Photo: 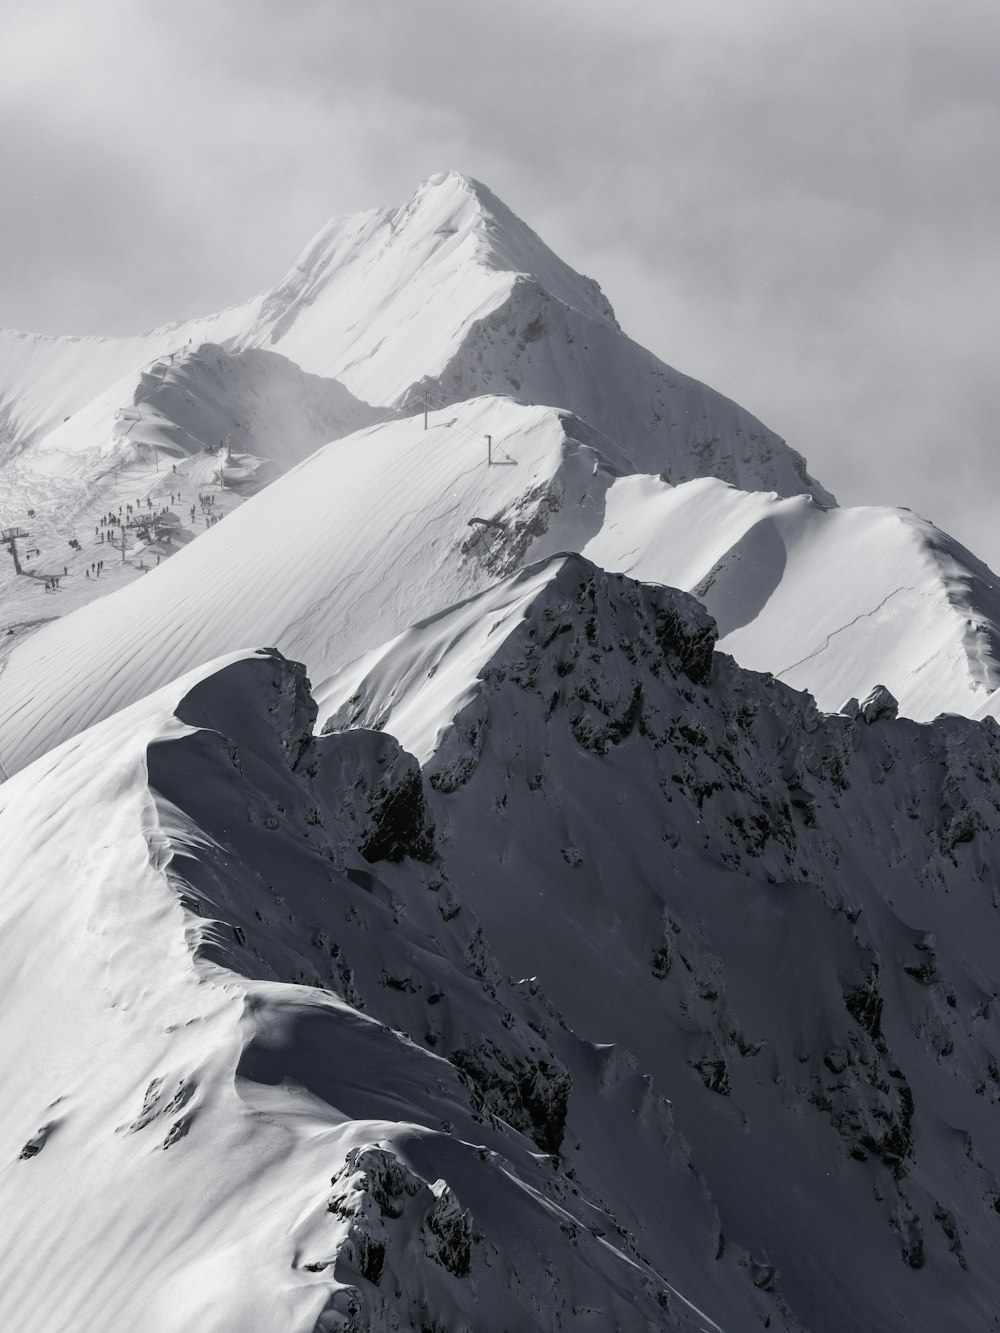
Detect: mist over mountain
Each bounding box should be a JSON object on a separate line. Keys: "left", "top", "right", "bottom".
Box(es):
{"left": 3, "top": 173, "right": 1000, "bottom": 1332}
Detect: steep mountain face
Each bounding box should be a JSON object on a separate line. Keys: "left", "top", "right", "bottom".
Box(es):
{"left": 0, "top": 172, "right": 825, "bottom": 498}
{"left": 323, "top": 554, "right": 1000, "bottom": 1332}
{"left": 8, "top": 560, "right": 1000, "bottom": 1331}
{"left": 7, "top": 169, "right": 1000, "bottom": 1332}
{"left": 240, "top": 172, "right": 825, "bottom": 499}
{"left": 0, "top": 645, "right": 779, "bottom": 1333}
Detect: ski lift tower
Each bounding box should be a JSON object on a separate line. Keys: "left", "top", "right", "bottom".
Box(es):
{"left": 1, "top": 526, "right": 29, "bottom": 576}
{"left": 218, "top": 432, "right": 233, "bottom": 489}
{"left": 110, "top": 529, "right": 131, "bottom": 564}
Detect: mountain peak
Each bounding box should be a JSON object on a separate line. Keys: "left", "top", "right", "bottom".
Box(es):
{"left": 416, "top": 167, "right": 492, "bottom": 202}
{"left": 254, "top": 170, "right": 621, "bottom": 376}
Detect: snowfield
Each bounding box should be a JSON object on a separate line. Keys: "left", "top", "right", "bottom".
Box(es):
{"left": 4, "top": 170, "right": 1000, "bottom": 1332}
{"left": 4, "top": 395, "right": 1000, "bottom": 779}
{"left": 8, "top": 566, "right": 1000, "bottom": 1330}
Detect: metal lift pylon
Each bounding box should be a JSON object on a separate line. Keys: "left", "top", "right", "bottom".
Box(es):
{"left": 1, "top": 527, "right": 29, "bottom": 576}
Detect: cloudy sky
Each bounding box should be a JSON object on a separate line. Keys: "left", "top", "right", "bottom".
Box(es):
{"left": 3, "top": 0, "right": 998, "bottom": 564}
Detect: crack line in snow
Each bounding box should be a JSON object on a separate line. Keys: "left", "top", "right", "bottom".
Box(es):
{"left": 776, "top": 585, "right": 922, "bottom": 676}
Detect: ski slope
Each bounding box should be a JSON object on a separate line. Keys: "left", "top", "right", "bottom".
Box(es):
{"left": 0, "top": 644, "right": 755, "bottom": 1333}
{"left": 4, "top": 395, "right": 1000, "bottom": 779}
{"left": 0, "top": 172, "right": 827, "bottom": 517}
{"left": 581, "top": 475, "right": 1000, "bottom": 719}
{"left": 0, "top": 399, "right": 614, "bottom": 776}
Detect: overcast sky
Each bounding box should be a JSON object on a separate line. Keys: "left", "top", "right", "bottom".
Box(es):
{"left": 3, "top": 0, "right": 998, "bottom": 565}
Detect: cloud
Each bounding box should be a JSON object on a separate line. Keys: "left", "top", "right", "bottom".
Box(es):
{"left": 2, "top": 0, "right": 999, "bottom": 564}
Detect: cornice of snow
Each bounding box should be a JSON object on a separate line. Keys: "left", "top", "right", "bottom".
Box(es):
{"left": 579, "top": 475, "right": 1000, "bottom": 720}
{"left": 0, "top": 171, "right": 831, "bottom": 506}
{"left": 0, "top": 643, "right": 754, "bottom": 1333}
{"left": 3, "top": 394, "right": 1000, "bottom": 781}
{"left": 0, "top": 399, "right": 618, "bottom": 776}
{"left": 9, "top": 567, "right": 1000, "bottom": 1328}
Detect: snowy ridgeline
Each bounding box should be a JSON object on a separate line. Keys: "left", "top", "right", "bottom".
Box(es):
{"left": 6, "top": 556, "right": 1000, "bottom": 1331}
{"left": 5, "top": 396, "right": 1000, "bottom": 788}
{"left": 0, "top": 172, "right": 822, "bottom": 493}
{"left": 4, "top": 171, "right": 1000, "bottom": 772}
{"left": 0, "top": 170, "right": 821, "bottom": 633}
{"left": 7, "top": 167, "right": 1000, "bottom": 1333}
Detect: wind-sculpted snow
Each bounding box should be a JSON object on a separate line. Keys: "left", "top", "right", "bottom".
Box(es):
{"left": 9, "top": 558, "right": 1000, "bottom": 1328}
{"left": 1, "top": 645, "right": 771, "bottom": 1333}
{"left": 321, "top": 554, "right": 1000, "bottom": 1332}
{"left": 581, "top": 473, "right": 1000, "bottom": 720}
{"left": 126, "top": 342, "right": 379, "bottom": 475}
{"left": 0, "top": 172, "right": 825, "bottom": 539}
{"left": 0, "top": 400, "right": 618, "bottom": 776}
{"left": 240, "top": 171, "right": 826, "bottom": 501}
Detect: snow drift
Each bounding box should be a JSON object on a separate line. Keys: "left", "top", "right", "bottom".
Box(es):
{"left": 8, "top": 558, "right": 1000, "bottom": 1329}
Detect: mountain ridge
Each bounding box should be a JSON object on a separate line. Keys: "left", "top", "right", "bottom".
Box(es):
{"left": 0, "top": 170, "right": 826, "bottom": 501}
{"left": 7, "top": 172, "right": 1000, "bottom": 1329}
{"left": 9, "top": 556, "right": 1000, "bottom": 1328}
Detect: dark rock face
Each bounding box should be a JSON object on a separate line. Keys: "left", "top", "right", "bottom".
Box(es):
{"left": 126, "top": 557, "right": 1000, "bottom": 1332}
{"left": 358, "top": 760, "right": 434, "bottom": 864}
{"left": 385, "top": 556, "right": 1000, "bottom": 1330}
{"left": 840, "top": 684, "right": 899, "bottom": 724}
{"left": 450, "top": 1039, "right": 572, "bottom": 1156}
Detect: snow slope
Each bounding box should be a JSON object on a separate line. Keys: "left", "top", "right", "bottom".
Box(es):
{"left": 9, "top": 560, "right": 1000, "bottom": 1330}
{"left": 581, "top": 474, "right": 1000, "bottom": 720}
{"left": 0, "top": 338, "right": 379, "bottom": 638}
{"left": 0, "top": 170, "right": 835, "bottom": 703}
{"left": 0, "top": 171, "right": 827, "bottom": 504}
{"left": 322, "top": 554, "right": 1000, "bottom": 1332}
{"left": 0, "top": 398, "right": 615, "bottom": 777}
{"left": 5, "top": 395, "right": 1000, "bottom": 781}
{"left": 121, "top": 342, "right": 378, "bottom": 475}
{"left": 235, "top": 171, "right": 827, "bottom": 499}
{"left": 1, "top": 644, "right": 775, "bottom": 1333}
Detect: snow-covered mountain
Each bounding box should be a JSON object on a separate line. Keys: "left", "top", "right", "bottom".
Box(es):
{"left": 7, "top": 562, "right": 1000, "bottom": 1331}
{"left": 0, "top": 171, "right": 824, "bottom": 503}
{"left": 4, "top": 173, "right": 1000, "bottom": 756}
{"left": 5, "top": 170, "right": 1000, "bottom": 1331}
{"left": 4, "top": 391, "right": 1000, "bottom": 780}
{"left": 235, "top": 171, "right": 826, "bottom": 500}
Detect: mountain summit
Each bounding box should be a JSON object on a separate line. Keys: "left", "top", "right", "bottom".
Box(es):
{"left": 0, "top": 171, "right": 828, "bottom": 500}
{"left": 6, "top": 170, "right": 1000, "bottom": 1333}
{"left": 236, "top": 171, "right": 830, "bottom": 497}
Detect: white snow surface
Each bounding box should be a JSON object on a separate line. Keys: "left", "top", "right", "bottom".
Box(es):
{"left": 581, "top": 474, "right": 1000, "bottom": 720}
{"left": 0, "top": 641, "right": 754, "bottom": 1333}
{"left": 8, "top": 170, "right": 1000, "bottom": 1332}
{"left": 4, "top": 397, "right": 1000, "bottom": 780}
{"left": 8, "top": 563, "right": 1000, "bottom": 1330}
{"left": 0, "top": 171, "right": 826, "bottom": 511}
